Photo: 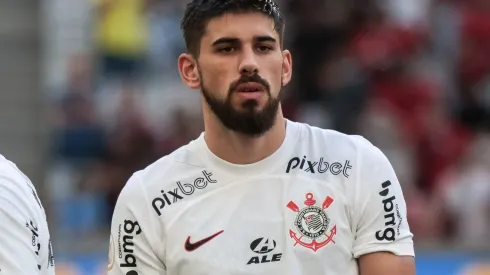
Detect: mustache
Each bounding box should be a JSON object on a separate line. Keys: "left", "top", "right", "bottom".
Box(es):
{"left": 228, "top": 74, "right": 270, "bottom": 94}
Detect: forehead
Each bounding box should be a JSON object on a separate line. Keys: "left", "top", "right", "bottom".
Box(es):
{"left": 203, "top": 12, "right": 279, "bottom": 43}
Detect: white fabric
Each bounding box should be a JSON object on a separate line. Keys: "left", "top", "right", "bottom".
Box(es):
{"left": 0, "top": 155, "right": 55, "bottom": 275}
{"left": 108, "top": 120, "right": 414, "bottom": 275}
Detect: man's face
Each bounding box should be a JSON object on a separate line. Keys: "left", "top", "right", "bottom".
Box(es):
{"left": 191, "top": 12, "right": 292, "bottom": 136}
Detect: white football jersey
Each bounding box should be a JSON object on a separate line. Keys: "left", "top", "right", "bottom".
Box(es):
{"left": 108, "top": 120, "right": 414, "bottom": 275}
{"left": 0, "top": 155, "right": 55, "bottom": 275}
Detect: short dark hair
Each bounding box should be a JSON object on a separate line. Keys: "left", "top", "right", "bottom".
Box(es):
{"left": 181, "top": 0, "right": 285, "bottom": 57}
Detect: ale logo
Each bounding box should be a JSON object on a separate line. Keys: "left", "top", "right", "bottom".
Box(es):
{"left": 246, "top": 237, "right": 282, "bottom": 265}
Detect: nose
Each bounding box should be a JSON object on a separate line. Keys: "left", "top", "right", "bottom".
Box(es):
{"left": 238, "top": 47, "right": 259, "bottom": 75}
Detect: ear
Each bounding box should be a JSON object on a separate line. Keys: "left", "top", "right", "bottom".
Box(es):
{"left": 281, "top": 49, "right": 293, "bottom": 86}
{"left": 178, "top": 53, "right": 201, "bottom": 89}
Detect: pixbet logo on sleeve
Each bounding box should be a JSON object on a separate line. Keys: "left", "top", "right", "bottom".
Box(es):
{"left": 152, "top": 170, "right": 217, "bottom": 216}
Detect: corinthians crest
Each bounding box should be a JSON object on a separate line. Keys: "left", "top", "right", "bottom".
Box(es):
{"left": 286, "top": 193, "right": 337, "bottom": 252}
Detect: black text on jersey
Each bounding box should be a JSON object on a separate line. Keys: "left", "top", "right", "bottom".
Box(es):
{"left": 152, "top": 170, "right": 217, "bottom": 216}
{"left": 246, "top": 238, "right": 282, "bottom": 265}
{"left": 286, "top": 156, "right": 352, "bottom": 177}
{"left": 376, "top": 180, "right": 402, "bottom": 241}
{"left": 119, "top": 220, "right": 142, "bottom": 275}
{"left": 26, "top": 220, "right": 42, "bottom": 270}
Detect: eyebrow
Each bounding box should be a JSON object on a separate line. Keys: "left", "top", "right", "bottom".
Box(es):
{"left": 255, "top": 36, "right": 276, "bottom": 43}
{"left": 211, "top": 35, "right": 277, "bottom": 46}
{"left": 212, "top": 37, "right": 239, "bottom": 47}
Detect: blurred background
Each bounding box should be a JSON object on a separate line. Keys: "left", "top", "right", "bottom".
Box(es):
{"left": 0, "top": 0, "right": 489, "bottom": 274}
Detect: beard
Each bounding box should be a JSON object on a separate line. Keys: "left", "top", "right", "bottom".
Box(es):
{"left": 200, "top": 72, "right": 281, "bottom": 137}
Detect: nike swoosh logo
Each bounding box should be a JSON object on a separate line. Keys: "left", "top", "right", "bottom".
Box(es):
{"left": 185, "top": 230, "right": 224, "bottom": 252}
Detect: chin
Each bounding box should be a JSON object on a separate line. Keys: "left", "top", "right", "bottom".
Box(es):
{"left": 237, "top": 103, "right": 265, "bottom": 113}
{"left": 241, "top": 98, "right": 265, "bottom": 107}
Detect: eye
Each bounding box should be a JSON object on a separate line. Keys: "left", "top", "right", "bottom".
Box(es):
{"left": 257, "top": 45, "right": 273, "bottom": 52}
{"left": 218, "top": 47, "right": 236, "bottom": 53}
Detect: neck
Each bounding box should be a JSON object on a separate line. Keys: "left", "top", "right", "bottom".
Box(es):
{"left": 203, "top": 107, "right": 286, "bottom": 165}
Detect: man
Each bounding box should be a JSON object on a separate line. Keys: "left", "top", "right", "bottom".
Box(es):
{"left": 0, "top": 154, "right": 55, "bottom": 274}
{"left": 108, "top": 0, "right": 416, "bottom": 274}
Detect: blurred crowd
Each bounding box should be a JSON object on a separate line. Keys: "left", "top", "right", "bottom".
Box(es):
{"left": 45, "top": 0, "right": 490, "bottom": 253}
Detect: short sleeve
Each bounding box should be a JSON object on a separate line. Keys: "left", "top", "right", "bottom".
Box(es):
{"left": 0, "top": 184, "right": 46, "bottom": 274}
{"left": 108, "top": 172, "right": 167, "bottom": 274}
{"left": 351, "top": 137, "right": 415, "bottom": 258}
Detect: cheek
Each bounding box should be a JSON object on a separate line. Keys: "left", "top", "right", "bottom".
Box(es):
{"left": 201, "top": 66, "right": 233, "bottom": 95}
{"left": 262, "top": 60, "right": 284, "bottom": 94}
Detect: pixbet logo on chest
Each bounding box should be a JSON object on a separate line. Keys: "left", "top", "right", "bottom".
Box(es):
{"left": 152, "top": 170, "right": 217, "bottom": 216}
{"left": 286, "top": 156, "right": 352, "bottom": 177}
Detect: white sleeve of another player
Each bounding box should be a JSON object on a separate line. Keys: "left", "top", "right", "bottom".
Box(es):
{"left": 0, "top": 181, "right": 43, "bottom": 274}
{"left": 108, "top": 172, "right": 167, "bottom": 275}
{"left": 351, "top": 137, "right": 415, "bottom": 258}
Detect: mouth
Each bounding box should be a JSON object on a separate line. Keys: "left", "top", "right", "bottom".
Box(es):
{"left": 235, "top": 82, "right": 266, "bottom": 93}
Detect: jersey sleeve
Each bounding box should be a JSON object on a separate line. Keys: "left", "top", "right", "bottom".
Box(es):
{"left": 351, "top": 137, "right": 415, "bottom": 258}
{"left": 108, "top": 172, "right": 167, "bottom": 274}
{"left": 0, "top": 183, "right": 45, "bottom": 274}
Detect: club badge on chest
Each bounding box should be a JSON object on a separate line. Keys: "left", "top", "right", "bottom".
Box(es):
{"left": 286, "top": 193, "right": 337, "bottom": 252}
